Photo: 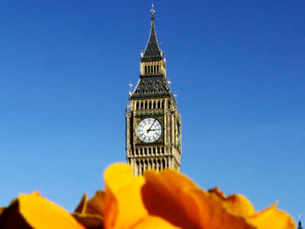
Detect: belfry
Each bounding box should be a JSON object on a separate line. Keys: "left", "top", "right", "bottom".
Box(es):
{"left": 125, "top": 5, "right": 182, "bottom": 176}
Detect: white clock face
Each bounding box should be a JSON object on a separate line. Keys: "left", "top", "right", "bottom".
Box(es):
{"left": 136, "top": 118, "right": 162, "bottom": 143}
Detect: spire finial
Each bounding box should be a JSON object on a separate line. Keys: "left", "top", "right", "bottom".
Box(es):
{"left": 150, "top": 3, "right": 156, "bottom": 20}
{"left": 142, "top": 3, "right": 162, "bottom": 60}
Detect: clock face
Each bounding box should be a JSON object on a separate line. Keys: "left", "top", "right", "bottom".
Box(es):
{"left": 136, "top": 118, "right": 162, "bottom": 143}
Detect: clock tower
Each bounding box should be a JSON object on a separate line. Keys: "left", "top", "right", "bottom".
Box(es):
{"left": 126, "top": 5, "right": 182, "bottom": 176}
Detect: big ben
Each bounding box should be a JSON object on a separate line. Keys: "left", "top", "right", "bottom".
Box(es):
{"left": 126, "top": 5, "right": 182, "bottom": 176}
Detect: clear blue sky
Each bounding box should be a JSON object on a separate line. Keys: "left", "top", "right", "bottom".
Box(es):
{"left": 0, "top": 0, "right": 304, "bottom": 222}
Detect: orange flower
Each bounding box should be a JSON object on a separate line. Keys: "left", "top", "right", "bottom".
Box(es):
{"left": 73, "top": 191, "right": 105, "bottom": 229}
{"left": 104, "top": 163, "right": 179, "bottom": 229}
{"left": 0, "top": 163, "right": 296, "bottom": 229}
{"left": 0, "top": 192, "right": 85, "bottom": 229}
{"left": 104, "top": 163, "right": 296, "bottom": 229}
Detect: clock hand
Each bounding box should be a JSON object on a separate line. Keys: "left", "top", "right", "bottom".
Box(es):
{"left": 147, "top": 128, "right": 161, "bottom": 132}
{"left": 147, "top": 119, "right": 157, "bottom": 131}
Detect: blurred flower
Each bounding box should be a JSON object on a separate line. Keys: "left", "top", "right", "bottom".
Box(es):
{"left": 104, "top": 163, "right": 296, "bottom": 229}
{"left": 0, "top": 192, "right": 84, "bottom": 229}
{"left": 73, "top": 191, "right": 105, "bottom": 229}
{"left": 104, "top": 163, "right": 178, "bottom": 229}
{"left": 0, "top": 163, "right": 296, "bottom": 229}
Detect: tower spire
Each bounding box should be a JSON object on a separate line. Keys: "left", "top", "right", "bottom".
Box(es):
{"left": 142, "top": 4, "right": 163, "bottom": 61}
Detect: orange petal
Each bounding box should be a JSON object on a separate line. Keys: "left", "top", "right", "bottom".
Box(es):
{"left": 0, "top": 199, "right": 31, "bottom": 229}
{"left": 104, "top": 163, "right": 147, "bottom": 229}
{"left": 209, "top": 188, "right": 256, "bottom": 217}
{"left": 74, "top": 193, "right": 88, "bottom": 214}
{"left": 223, "top": 194, "right": 256, "bottom": 217}
{"left": 142, "top": 169, "right": 256, "bottom": 229}
{"left": 142, "top": 169, "right": 202, "bottom": 229}
{"left": 157, "top": 169, "right": 200, "bottom": 191}
{"left": 73, "top": 213, "right": 103, "bottom": 229}
{"left": 189, "top": 189, "right": 256, "bottom": 229}
{"left": 0, "top": 207, "right": 5, "bottom": 216}
{"left": 132, "top": 216, "right": 181, "bottom": 229}
{"left": 18, "top": 192, "right": 85, "bottom": 229}
{"left": 208, "top": 187, "right": 226, "bottom": 200}
{"left": 248, "top": 203, "right": 296, "bottom": 229}
{"left": 73, "top": 192, "right": 104, "bottom": 228}
{"left": 86, "top": 190, "right": 105, "bottom": 216}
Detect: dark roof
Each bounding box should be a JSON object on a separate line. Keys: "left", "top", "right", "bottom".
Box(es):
{"left": 141, "top": 19, "right": 163, "bottom": 62}
{"left": 130, "top": 75, "right": 173, "bottom": 99}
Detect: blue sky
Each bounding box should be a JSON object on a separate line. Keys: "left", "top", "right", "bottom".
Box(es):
{"left": 0, "top": 0, "right": 304, "bottom": 222}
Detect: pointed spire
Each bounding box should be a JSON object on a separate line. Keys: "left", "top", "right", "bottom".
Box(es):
{"left": 142, "top": 4, "right": 163, "bottom": 61}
